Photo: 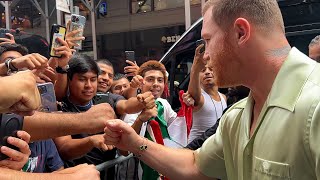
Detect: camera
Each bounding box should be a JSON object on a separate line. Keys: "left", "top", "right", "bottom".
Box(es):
{"left": 71, "top": 16, "right": 79, "bottom": 23}
{"left": 54, "top": 27, "right": 59, "bottom": 33}
{"left": 0, "top": 113, "right": 24, "bottom": 160}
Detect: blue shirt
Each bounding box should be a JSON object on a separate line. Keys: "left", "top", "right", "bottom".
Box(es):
{"left": 22, "top": 139, "right": 63, "bottom": 173}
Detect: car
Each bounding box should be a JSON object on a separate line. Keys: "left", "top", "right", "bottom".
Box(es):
{"left": 160, "top": 0, "right": 320, "bottom": 111}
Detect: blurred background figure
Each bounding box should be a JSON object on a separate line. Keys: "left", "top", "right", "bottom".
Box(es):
{"left": 309, "top": 35, "right": 320, "bottom": 62}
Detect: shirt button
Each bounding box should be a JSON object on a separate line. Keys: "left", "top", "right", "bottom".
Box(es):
{"left": 262, "top": 161, "right": 270, "bottom": 172}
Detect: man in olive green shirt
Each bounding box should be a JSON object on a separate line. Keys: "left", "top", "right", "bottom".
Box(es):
{"left": 196, "top": 47, "right": 320, "bottom": 179}
{"left": 103, "top": 0, "right": 320, "bottom": 179}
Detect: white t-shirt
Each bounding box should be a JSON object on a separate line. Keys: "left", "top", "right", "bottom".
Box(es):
{"left": 188, "top": 90, "right": 227, "bottom": 143}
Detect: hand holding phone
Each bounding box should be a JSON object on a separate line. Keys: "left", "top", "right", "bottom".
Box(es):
{"left": 125, "top": 51, "right": 135, "bottom": 62}
{"left": 68, "top": 14, "right": 86, "bottom": 50}
{"left": 49, "top": 24, "right": 67, "bottom": 58}
{"left": 0, "top": 113, "right": 24, "bottom": 160}
{"left": 0, "top": 29, "right": 10, "bottom": 39}
{"left": 124, "top": 60, "right": 139, "bottom": 77}
{"left": 0, "top": 29, "right": 15, "bottom": 45}
{"left": 196, "top": 39, "right": 205, "bottom": 54}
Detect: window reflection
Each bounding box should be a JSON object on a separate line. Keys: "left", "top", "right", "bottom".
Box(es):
{"left": 132, "top": 0, "right": 201, "bottom": 14}
{"left": 132, "top": 0, "right": 152, "bottom": 14}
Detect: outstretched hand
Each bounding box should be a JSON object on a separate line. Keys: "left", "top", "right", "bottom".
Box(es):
{"left": 104, "top": 120, "right": 142, "bottom": 153}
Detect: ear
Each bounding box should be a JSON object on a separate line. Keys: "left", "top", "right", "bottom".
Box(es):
{"left": 234, "top": 18, "right": 251, "bottom": 46}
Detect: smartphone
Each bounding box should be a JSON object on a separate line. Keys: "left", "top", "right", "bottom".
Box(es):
{"left": 0, "top": 28, "right": 10, "bottom": 39}
{"left": 0, "top": 113, "right": 24, "bottom": 160}
{"left": 93, "top": 93, "right": 112, "bottom": 105}
{"left": 49, "top": 24, "right": 66, "bottom": 58}
{"left": 196, "top": 39, "right": 205, "bottom": 53}
{"left": 69, "top": 14, "right": 86, "bottom": 50}
{"left": 37, "top": 82, "right": 57, "bottom": 112}
{"left": 125, "top": 51, "right": 135, "bottom": 61}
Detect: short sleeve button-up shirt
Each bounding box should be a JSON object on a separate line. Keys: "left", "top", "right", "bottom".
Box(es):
{"left": 195, "top": 48, "right": 320, "bottom": 180}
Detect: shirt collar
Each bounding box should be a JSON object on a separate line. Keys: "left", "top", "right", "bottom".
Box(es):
{"left": 232, "top": 48, "right": 316, "bottom": 112}
{"left": 266, "top": 47, "right": 317, "bottom": 112}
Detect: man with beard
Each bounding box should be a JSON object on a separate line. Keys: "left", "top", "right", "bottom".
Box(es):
{"left": 54, "top": 54, "right": 155, "bottom": 179}
{"left": 309, "top": 35, "right": 320, "bottom": 62}
{"left": 104, "top": 0, "right": 320, "bottom": 179}
{"left": 184, "top": 46, "right": 227, "bottom": 142}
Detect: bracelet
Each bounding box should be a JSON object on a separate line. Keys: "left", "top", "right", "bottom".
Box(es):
{"left": 55, "top": 65, "right": 69, "bottom": 74}
{"left": 135, "top": 137, "right": 148, "bottom": 158}
{"left": 4, "top": 58, "right": 17, "bottom": 75}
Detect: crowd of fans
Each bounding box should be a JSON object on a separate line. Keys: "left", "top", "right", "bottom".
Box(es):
{"left": 1, "top": 0, "right": 320, "bottom": 180}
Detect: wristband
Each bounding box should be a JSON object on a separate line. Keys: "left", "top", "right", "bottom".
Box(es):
{"left": 4, "top": 58, "right": 17, "bottom": 75}
{"left": 55, "top": 65, "right": 69, "bottom": 74}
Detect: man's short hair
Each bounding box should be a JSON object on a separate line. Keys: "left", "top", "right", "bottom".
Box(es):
{"left": 309, "top": 35, "right": 320, "bottom": 48}
{"left": 0, "top": 43, "right": 28, "bottom": 56}
{"left": 203, "top": 0, "right": 284, "bottom": 32}
{"left": 113, "top": 73, "right": 127, "bottom": 81}
{"left": 67, "top": 53, "right": 101, "bottom": 80}
{"left": 96, "top": 59, "right": 113, "bottom": 69}
{"left": 137, "top": 60, "right": 168, "bottom": 84}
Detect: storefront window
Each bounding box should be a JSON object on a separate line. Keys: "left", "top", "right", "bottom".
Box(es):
{"left": 132, "top": 0, "right": 201, "bottom": 13}
{"left": 131, "top": 0, "right": 152, "bottom": 14}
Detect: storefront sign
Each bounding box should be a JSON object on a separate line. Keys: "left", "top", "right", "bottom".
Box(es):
{"left": 161, "top": 35, "right": 181, "bottom": 43}
{"left": 56, "top": 0, "right": 70, "bottom": 13}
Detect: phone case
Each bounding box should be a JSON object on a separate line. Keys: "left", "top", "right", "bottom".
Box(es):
{"left": 37, "top": 82, "right": 57, "bottom": 112}
{"left": 0, "top": 29, "right": 10, "bottom": 39}
{"left": 125, "top": 51, "right": 135, "bottom": 61}
{"left": 69, "top": 14, "right": 86, "bottom": 50}
{"left": 195, "top": 39, "right": 205, "bottom": 53}
{"left": 0, "top": 113, "right": 24, "bottom": 160}
{"left": 49, "top": 25, "right": 66, "bottom": 57}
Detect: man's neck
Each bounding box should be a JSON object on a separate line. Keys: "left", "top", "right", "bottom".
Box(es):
{"left": 202, "top": 85, "right": 219, "bottom": 97}
{"left": 68, "top": 95, "right": 91, "bottom": 106}
{"left": 246, "top": 44, "right": 291, "bottom": 137}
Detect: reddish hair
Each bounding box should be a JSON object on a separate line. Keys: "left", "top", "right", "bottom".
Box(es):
{"left": 138, "top": 60, "right": 168, "bottom": 84}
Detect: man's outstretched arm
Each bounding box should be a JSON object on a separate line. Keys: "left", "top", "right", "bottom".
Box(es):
{"left": 104, "top": 120, "right": 216, "bottom": 180}
{"left": 24, "top": 103, "right": 116, "bottom": 141}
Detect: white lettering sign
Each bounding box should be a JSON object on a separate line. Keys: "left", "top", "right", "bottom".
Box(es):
{"left": 56, "top": 0, "right": 70, "bottom": 13}
{"left": 161, "top": 35, "right": 181, "bottom": 43}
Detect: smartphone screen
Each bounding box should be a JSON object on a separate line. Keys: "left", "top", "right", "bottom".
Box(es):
{"left": 69, "top": 14, "right": 86, "bottom": 50}
{"left": 49, "top": 25, "right": 66, "bottom": 57}
{"left": 125, "top": 51, "right": 135, "bottom": 61}
{"left": 196, "top": 39, "right": 205, "bottom": 53}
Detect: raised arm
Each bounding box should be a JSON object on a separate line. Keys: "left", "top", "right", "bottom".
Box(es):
{"left": 50, "top": 37, "right": 73, "bottom": 100}
{"left": 188, "top": 45, "right": 207, "bottom": 110}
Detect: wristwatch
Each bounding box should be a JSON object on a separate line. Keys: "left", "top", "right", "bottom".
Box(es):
{"left": 4, "top": 58, "right": 18, "bottom": 75}
{"left": 55, "top": 65, "right": 69, "bottom": 74}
